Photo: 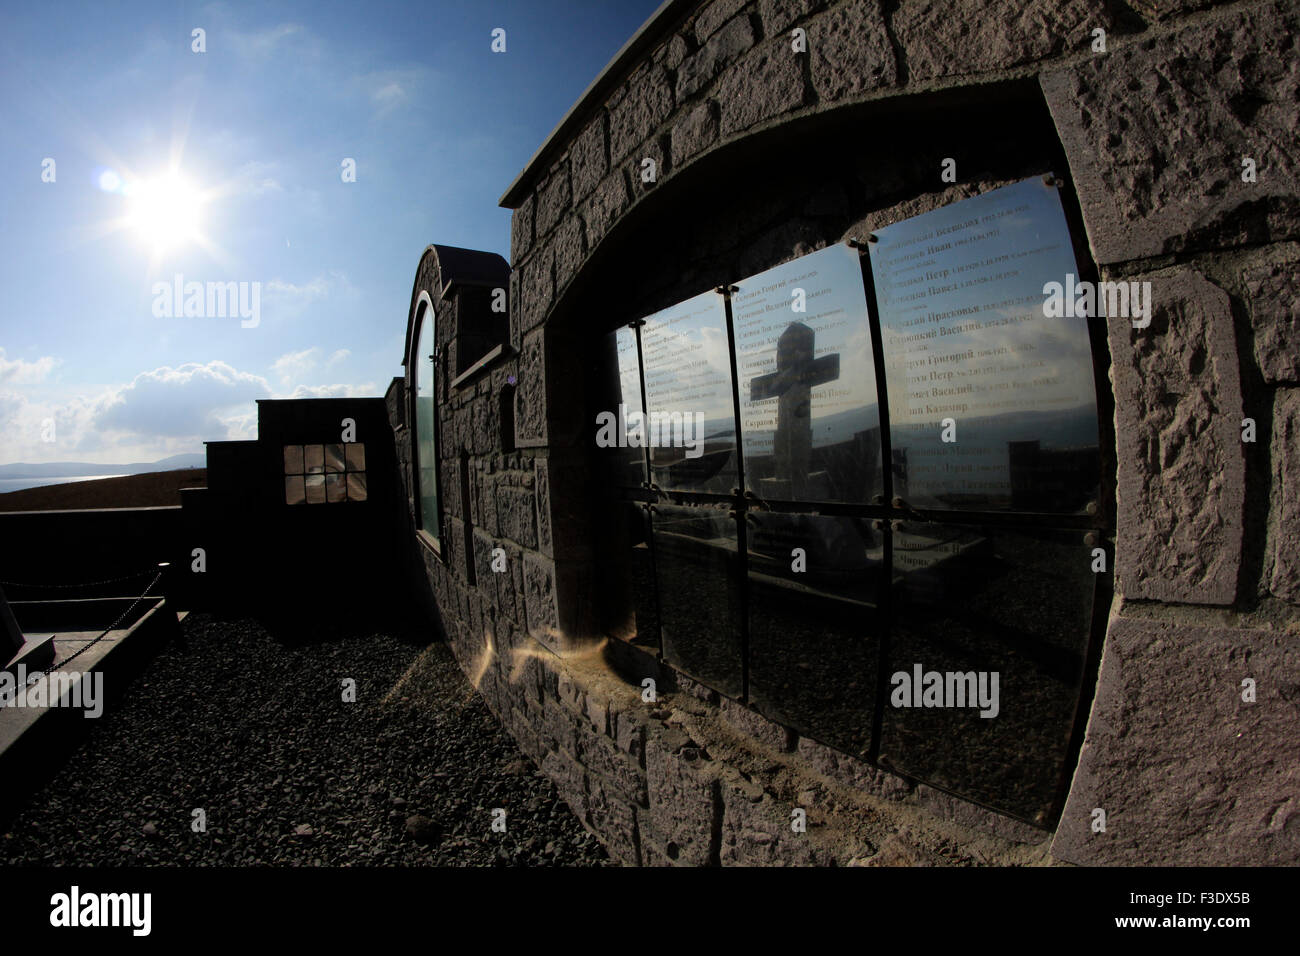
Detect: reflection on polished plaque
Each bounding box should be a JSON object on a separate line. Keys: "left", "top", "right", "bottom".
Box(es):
{"left": 747, "top": 512, "right": 883, "bottom": 756}
{"left": 638, "top": 291, "right": 737, "bottom": 494}
{"left": 733, "top": 244, "right": 883, "bottom": 504}
{"left": 283, "top": 445, "right": 304, "bottom": 475}
{"left": 879, "top": 520, "right": 1096, "bottom": 823}
{"left": 651, "top": 503, "right": 743, "bottom": 697}
{"left": 869, "top": 177, "right": 1100, "bottom": 514}
{"left": 600, "top": 326, "right": 648, "bottom": 489}
{"left": 285, "top": 475, "right": 305, "bottom": 506}
{"left": 621, "top": 503, "right": 660, "bottom": 649}
{"left": 325, "top": 472, "right": 346, "bottom": 502}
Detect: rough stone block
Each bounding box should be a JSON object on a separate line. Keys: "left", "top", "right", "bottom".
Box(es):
{"left": 671, "top": 101, "right": 720, "bottom": 169}
{"left": 580, "top": 171, "right": 631, "bottom": 251}
{"left": 516, "top": 329, "right": 548, "bottom": 446}
{"left": 534, "top": 458, "right": 553, "bottom": 556}
{"left": 894, "top": 0, "right": 1102, "bottom": 82}
{"left": 676, "top": 13, "right": 754, "bottom": 101}
{"left": 758, "top": 0, "right": 826, "bottom": 35}
{"left": 1243, "top": 254, "right": 1300, "bottom": 384}
{"left": 510, "top": 192, "right": 534, "bottom": 265}
{"left": 497, "top": 486, "right": 537, "bottom": 550}
{"left": 540, "top": 748, "right": 589, "bottom": 821}
{"left": 1053, "top": 618, "right": 1300, "bottom": 865}
{"left": 1041, "top": 0, "right": 1300, "bottom": 264}
{"left": 1110, "top": 268, "right": 1244, "bottom": 605}
{"left": 807, "top": 1, "right": 895, "bottom": 102}
{"left": 552, "top": 213, "right": 588, "bottom": 294}
{"left": 534, "top": 163, "right": 571, "bottom": 238}
{"left": 797, "top": 736, "right": 913, "bottom": 800}
{"left": 645, "top": 735, "right": 720, "bottom": 865}
{"left": 586, "top": 773, "right": 641, "bottom": 865}
{"left": 914, "top": 785, "right": 1046, "bottom": 844}
{"left": 1269, "top": 389, "right": 1300, "bottom": 605}
{"left": 614, "top": 710, "right": 647, "bottom": 766}
{"left": 539, "top": 696, "right": 583, "bottom": 757}
{"left": 719, "top": 778, "right": 821, "bottom": 865}
{"left": 715, "top": 35, "right": 806, "bottom": 137}
{"left": 609, "top": 63, "right": 673, "bottom": 162}
{"left": 718, "top": 695, "right": 794, "bottom": 752}
{"left": 523, "top": 551, "right": 560, "bottom": 646}
{"left": 570, "top": 113, "right": 609, "bottom": 203}
{"left": 518, "top": 247, "right": 553, "bottom": 335}
{"left": 694, "top": 0, "right": 749, "bottom": 42}
{"left": 580, "top": 731, "right": 647, "bottom": 808}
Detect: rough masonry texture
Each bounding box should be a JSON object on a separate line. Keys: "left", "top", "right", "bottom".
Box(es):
{"left": 391, "top": 0, "right": 1300, "bottom": 865}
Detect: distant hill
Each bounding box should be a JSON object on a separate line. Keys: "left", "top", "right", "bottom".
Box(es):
{"left": 0, "top": 453, "right": 206, "bottom": 479}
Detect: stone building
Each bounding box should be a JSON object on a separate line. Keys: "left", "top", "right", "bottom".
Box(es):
{"left": 387, "top": 0, "right": 1299, "bottom": 865}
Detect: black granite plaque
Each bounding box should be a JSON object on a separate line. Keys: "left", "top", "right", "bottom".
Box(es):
{"left": 746, "top": 512, "right": 883, "bottom": 756}
{"left": 637, "top": 291, "right": 738, "bottom": 494}
{"left": 733, "top": 244, "right": 883, "bottom": 503}
{"left": 879, "top": 520, "right": 1097, "bottom": 823}
{"left": 869, "top": 177, "right": 1100, "bottom": 514}
{"left": 598, "top": 326, "right": 648, "bottom": 489}
{"left": 651, "top": 503, "right": 744, "bottom": 697}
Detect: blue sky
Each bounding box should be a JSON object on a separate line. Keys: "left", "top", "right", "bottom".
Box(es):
{"left": 0, "top": 0, "right": 659, "bottom": 465}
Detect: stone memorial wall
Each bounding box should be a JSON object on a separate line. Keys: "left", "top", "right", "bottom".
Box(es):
{"left": 394, "top": 0, "right": 1300, "bottom": 865}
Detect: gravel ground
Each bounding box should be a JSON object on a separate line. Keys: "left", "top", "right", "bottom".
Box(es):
{"left": 1, "top": 613, "right": 609, "bottom": 866}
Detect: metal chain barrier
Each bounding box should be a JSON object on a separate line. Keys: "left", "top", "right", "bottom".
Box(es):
{"left": 10, "top": 570, "right": 165, "bottom": 684}
{"left": 0, "top": 567, "right": 161, "bottom": 590}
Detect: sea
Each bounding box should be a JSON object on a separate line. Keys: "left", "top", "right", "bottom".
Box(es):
{"left": 0, "top": 475, "right": 127, "bottom": 494}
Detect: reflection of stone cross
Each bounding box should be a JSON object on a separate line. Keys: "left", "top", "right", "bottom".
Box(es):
{"left": 749, "top": 322, "right": 840, "bottom": 499}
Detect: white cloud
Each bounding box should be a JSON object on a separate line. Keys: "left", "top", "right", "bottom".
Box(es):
{"left": 228, "top": 23, "right": 306, "bottom": 61}
{"left": 325, "top": 349, "right": 350, "bottom": 368}
{"left": 281, "top": 383, "right": 376, "bottom": 399}
{"left": 263, "top": 271, "right": 355, "bottom": 320}
{"left": 356, "top": 68, "right": 428, "bottom": 117}
{"left": 93, "top": 361, "right": 271, "bottom": 439}
{"left": 271, "top": 347, "right": 320, "bottom": 385}
{"left": 0, "top": 348, "right": 58, "bottom": 384}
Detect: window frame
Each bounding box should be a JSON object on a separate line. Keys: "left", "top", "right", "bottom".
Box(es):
{"left": 411, "top": 291, "right": 444, "bottom": 556}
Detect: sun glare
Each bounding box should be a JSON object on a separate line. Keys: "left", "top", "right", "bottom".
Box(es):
{"left": 125, "top": 173, "right": 205, "bottom": 250}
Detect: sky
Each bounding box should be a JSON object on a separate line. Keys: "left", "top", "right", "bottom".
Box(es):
{"left": 0, "top": 0, "right": 660, "bottom": 466}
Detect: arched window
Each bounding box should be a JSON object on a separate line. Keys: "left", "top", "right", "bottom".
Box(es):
{"left": 413, "top": 297, "right": 441, "bottom": 551}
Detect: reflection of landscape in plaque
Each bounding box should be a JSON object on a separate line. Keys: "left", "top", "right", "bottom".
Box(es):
{"left": 880, "top": 521, "right": 1095, "bottom": 822}
{"left": 869, "top": 177, "right": 1099, "bottom": 513}
{"left": 638, "top": 290, "right": 737, "bottom": 494}
{"left": 651, "top": 504, "right": 744, "bottom": 697}
{"left": 746, "top": 512, "right": 882, "bottom": 756}
{"left": 734, "top": 244, "right": 882, "bottom": 503}
{"left": 603, "top": 326, "right": 647, "bottom": 488}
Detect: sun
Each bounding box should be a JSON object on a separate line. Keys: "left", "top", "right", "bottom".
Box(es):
{"left": 124, "top": 173, "right": 206, "bottom": 251}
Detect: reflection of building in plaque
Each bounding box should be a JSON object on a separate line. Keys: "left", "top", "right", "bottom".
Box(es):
{"left": 869, "top": 177, "right": 1100, "bottom": 515}
{"left": 734, "top": 242, "right": 882, "bottom": 505}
